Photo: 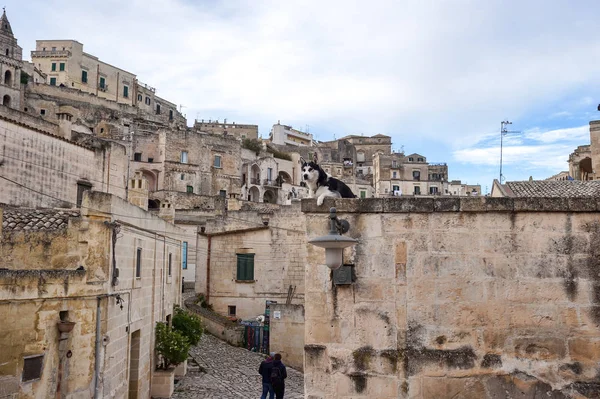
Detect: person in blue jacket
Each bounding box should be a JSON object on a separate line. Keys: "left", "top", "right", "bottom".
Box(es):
{"left": 259, "top": 353, "right": 275, "bottom": 399}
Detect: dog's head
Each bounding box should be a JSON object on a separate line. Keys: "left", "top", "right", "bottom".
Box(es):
{"left": 301, "top": 161, "right": 325, "bottom": 185}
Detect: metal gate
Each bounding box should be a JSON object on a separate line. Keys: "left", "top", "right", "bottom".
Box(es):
{"left": 243, "top": 325, "right": 263, "bottom": 352}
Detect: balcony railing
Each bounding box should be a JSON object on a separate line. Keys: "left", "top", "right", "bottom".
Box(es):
{"left": 250, "top": 178, "right": 260, "bottom": 185}
{"left": 263, "top": 179, "right": 282, "bottom": 187}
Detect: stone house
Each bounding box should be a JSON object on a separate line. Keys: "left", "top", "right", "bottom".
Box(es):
{"left": 269, "top": 121, "right": 313, "bottom": 146}
{"left": 302, "top": 197, "right": 600, "bottom": 398}
{"left": 194, "top": 118, "right": 259, "bottom": 140}
{"left": 0, "top": 191, "right": 183, "bottom": 398}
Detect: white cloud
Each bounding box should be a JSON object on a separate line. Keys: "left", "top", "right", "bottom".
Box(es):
{"left": 524, "top": 125, "right": 589, "bottom": 143}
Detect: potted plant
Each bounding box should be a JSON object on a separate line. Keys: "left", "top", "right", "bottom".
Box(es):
{"left": 151, "top": 322, "right": 190, "bottom": 398}
{"left": 172, "top": 307, "right": 203, "bottom": 377}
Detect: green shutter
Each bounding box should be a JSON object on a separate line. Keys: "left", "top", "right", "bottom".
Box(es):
{"left": 51, "top": 63, "right": 56, "bottom": 71}
{"left": 81, "top": 70, "right": 87, "bottom": 83}
{"left": 59, "top": 63, "right": 65, "bottom": 71}
{"left": 236, "top": 254, "right": 254, "bottom": 281}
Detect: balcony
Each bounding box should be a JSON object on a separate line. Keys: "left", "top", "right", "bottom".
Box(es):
{"left": 391, "top": 163, "right": 402, "bottom": 169}
{"left": 250, "top": 178, "right": 260, "bottom": 185}
{"left": 263, "top": 179, "right": 282, "bottom": 187}
{"left": 32, "top": 50, "right": 71, "bottom": 58}
{"left": 98, "top": 84, "right": 108, "bottom": 92}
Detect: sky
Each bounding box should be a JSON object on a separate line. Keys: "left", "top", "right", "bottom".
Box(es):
{"left": 8, "top": 0, "right": 600, "bottom": 193}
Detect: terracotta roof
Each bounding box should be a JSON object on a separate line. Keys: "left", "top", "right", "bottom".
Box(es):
{"left": 2, "top": 208, "right": 80, "bottom": 231}
{"left": 504, "top": 181, "right": 600, "bottom": 198}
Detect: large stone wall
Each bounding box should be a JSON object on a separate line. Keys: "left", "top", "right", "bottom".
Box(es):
{"left": 270, "top": 303, "right": 305, "bottom": 371}
{"left": 302, "top": 197, "right": 600, "bottom": 399}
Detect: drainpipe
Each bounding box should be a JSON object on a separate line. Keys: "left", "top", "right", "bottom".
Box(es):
{"left": 93, "top": 296, "right": 102, "bottom": 399}
{"left": 206, "top": 235, "right": 211, "bottom": 302}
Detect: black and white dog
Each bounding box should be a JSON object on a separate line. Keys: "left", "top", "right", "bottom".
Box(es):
{"left": 300, "top": 156, "right": 356, "bottom": 205}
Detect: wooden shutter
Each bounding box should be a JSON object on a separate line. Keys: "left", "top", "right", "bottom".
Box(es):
{"left": 236, "top": 254, "right": 254, "bottom": 280}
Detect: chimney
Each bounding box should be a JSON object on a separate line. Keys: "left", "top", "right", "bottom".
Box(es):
{"left": 158, "top": 200, "right": 175, "bottom": 223}
{"left": 127, "top": 172, "right": 149, "bottom": 210}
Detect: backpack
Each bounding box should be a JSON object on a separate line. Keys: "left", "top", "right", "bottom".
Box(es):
{"left": 270, "top": 365, "right": 282, "bottom": 388}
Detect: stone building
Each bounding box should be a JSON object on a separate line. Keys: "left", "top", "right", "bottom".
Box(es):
{"left": 447, "top": 180, "right": 481, "bottom": 196}
{"left": 373, "top": 152, "right": 450, "bottom": 196}
{"left": 0, "top": 191, "right": 183, "bottom": 398}
{"left": 0, "top": 104, "right": 128, "bottom": 208}
{"left": 30, "top": 39, "right": 184, "bottom": 125}
{"left": 568, "top": 145, "right": 593, "bottom": 181}
{"left": 546, "top": 171, "right": 571, "bottom": 181}
{"left": 302, "top": 197, "right": 600, "bottom": 398}
{"left": 269, "top": 121, "right": 313, "bottom": 146}
{"left": 0, "top": 10, "right": 23, "bottom": 110}
{"left": 194, "top": 119, "right": 259, "bottom": 140}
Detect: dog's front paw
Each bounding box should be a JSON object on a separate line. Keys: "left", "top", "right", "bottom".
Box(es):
{"left": 317, "top": 197, "right": 324, "bottom": 206}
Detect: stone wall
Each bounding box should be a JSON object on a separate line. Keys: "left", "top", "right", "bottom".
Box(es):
{"left": 185, "top": 298, "right": 244, "bottom": 347}
{"left": 302, "top": 197, "right": 600, "bottom": 399}
{"left": 270, "top": 303, "right": 305, "bottom": 371}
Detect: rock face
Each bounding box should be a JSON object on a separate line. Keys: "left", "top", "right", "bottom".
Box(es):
{"left": 302, "top": 198, "right": 600, "bottom": 399}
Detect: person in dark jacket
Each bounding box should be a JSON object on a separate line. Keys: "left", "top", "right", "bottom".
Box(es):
{"left": 259, "top": 353, "right": 275, "bottom": 399}
{"left": 271, "top": 353, "right": 287, "bottom": 399}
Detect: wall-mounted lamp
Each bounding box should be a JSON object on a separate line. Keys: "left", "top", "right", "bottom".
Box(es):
{"left": 308, "top": 207, "right": 357, "bottom": 270}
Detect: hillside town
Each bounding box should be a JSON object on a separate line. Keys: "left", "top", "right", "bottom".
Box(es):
{"left": 2, "top": 7, "right": 600, "bottom": 399}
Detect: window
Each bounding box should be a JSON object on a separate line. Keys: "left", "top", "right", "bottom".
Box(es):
{"left": 147, "top": 157, "right": 153, "bottom": 163}
{"left": 134, "top": 153, "right": 142, "bottom": 162}
{"left": 137, "top": 94, "right": 142, "bottom": 101}
{"left": 181, "top": 151, "right": 188, "bottom": 163}
{"left": 430, "top": 186, "right": 439, "bottom": 194}
{"left": 408, "top": 157, "right": 414, "bottom": 162}
{"left": 169, "top": 110, "right": 173, "bottom": 121}
{"left": 59, "top": 63, "right": 65, "bottom": 71}
{"left": 414, "top": 186, "right": 421, "bottom": 195}
{"left": 40, "top": 109, "right": 46, "bottom": 115}
{"left": 236, "top": 253, "right": 254, "bottom": 281}
{"left": 156, "top": 104, "right": 161, "bottom": 114}
{"left": 360, "top": 191, "right": 366, "bottom": 199}
{"left": 52, "top": 47, "right": 56, "bottom": 51}
{"left": 51, "top": 62, "right": 56, "bottom": 71}
{"left": 186, "top": 186, "right": 193, "bottom": 193}
{"left": 214, "top": 155, "right": 221, "bottom": 168}
{"left": 393, "top": 185, "right": 400, "bottom": 192}
{"left": 413, "top": 171, "right": 420, "bottom": 181}
{"left": 22, "top": 355, "right": 44, "bottom": 382}
{"left": 267, "top": 168, "right": 272, "bottom": 181}
{"left": 417, "top": 157, "right": 424, "bottom": 162}
{"left": 393, "top": 171, "right": 397, "bottom": 178}
{"left": 228, "top": 306, "right": 236, "bottom": 316}
{"left": 4, "top": 48, "right": 7, "bottom": 56}
{"left": 50, "top": 77, "right": 56, "bottom": 86}
{"left": 180, "top": 174, "right": 184, "bottom": 180}
{"left": 81, "top": 70, "right": 87, "bottom": 83}
{"left": 182, "top": 242, "right": 188, "bottom": 270}
{"left": 145, "top": 96, "right": 151, "bottom": 105}
{"left": 76, "top": 181, "right": 92, "bottom": 207}
{"left": 135, "top": 247, "right": 142, "bottom": 278}
{"left": 99, "top": 77, "right": 105, "bottom": 89}
{"left": 219, "top": 190, "right": 226, "bottom": 198}
{"left": 123, "top": 85, "right": 129, "bottom": 98}
{"left": 168, "top": 253, "right": 172, "bottom": 277}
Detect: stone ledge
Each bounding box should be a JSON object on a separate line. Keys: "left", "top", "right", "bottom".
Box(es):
{"left": 301, "top": 197, "right": 600, "bottom": 213}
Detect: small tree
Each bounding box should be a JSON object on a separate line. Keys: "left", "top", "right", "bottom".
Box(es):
{"left": 155, "top": 322, "right": 190, "bottom": 370}
{"left": 242, "top": 138, "right": 263, "bottom": 154}
{"left": 172, "top": 306, "right": 204, "bottom": 346}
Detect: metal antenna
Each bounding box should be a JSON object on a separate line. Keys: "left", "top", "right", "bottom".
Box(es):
{"left": 499, "top": 121, "right": 521, "bottom": 183}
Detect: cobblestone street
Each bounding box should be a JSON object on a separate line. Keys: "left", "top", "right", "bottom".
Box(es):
{"left": 172, "top": 334, "right": 304, "bottom": 399}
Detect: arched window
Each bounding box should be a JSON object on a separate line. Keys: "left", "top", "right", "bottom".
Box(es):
{"left": 4, "top": 70, "right": 11, "bottom": 86}
{"left": 4, "top": 48, "right": 8, "bottom": 56}
{"left": 137, "top": 94, "right": 142, "bottom": 101}
{"left": 3, "top": 95, "right": 11, "bottom": 107}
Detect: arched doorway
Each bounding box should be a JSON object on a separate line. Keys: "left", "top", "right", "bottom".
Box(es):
{"left": 248, "top": 186, "right": 260, "bottom": 202}
{"left": 139, "top": 169, "right": 158, "bottom": 191}
{"left": 251, "top": 164, "right": 261, "bottom": 185}
{"left": 580, "top": 157, "right": 593, "bottom": 180}
{"left": 277, "top": 171, "right": 292, "bottom": 186}
{"left": 4, "top": 70, "right": 11, "bottom": 86}
{"left": 263, "top": 190, "right": 275, "bottom": 203}
{"left": 2, "top": 95, "right": 10, "bottom": 107}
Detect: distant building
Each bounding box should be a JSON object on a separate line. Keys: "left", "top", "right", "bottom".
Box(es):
{"left": 194, "top": 119, "right": 259, "bottom": 140}
{"left": 546, "top": 171, "right": 571, "bottom": 181}
{"left": 448, "top": 180, "right": 481, "bottom": 196}
{"left": 0, "top": 10, "right": 23, "bottom": 110}
{"left": 270, "top": 122, "right": 313, "bottom": 146}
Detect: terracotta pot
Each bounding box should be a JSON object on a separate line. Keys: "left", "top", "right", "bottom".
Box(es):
{"left": 57, "top": 321, "right": 76, "bottom": 333}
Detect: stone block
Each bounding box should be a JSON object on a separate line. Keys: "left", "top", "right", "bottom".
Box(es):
{"left": 513, "top": 197, "right": 569, "bottom": 212}
{"left": 150, "top": 369, "right": 175, "bottom": 398}
{"left": 301, "top": 198, "right": 383, "bottom": 213}
{"left": 484, "top": 197, "right": 514, "bottom": 212}
{"left": 568, "top": 198, "right": 596, "bottom": 212}
{"left": 383, "top": 198, "right": 434, "bottom": 213}
{"left": 459, "top": 197, "right": 487, "bottom": 212}
{"left": 174, "top": 359, "right": 187, "bottom": 377}
{"left": 513, "top": 337, "right": 566, "bottom": 360}
{"left": 421, "top": 376, "right": 486, "bottom": 399}
{"left": 568, "top": 338, "right": 600, "bottom": 363}
{"left": 433, "top": 197, "right": 460, "bottom": 212}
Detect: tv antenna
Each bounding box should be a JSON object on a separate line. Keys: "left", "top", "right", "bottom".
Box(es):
{"left": 499, "top": 121, "right": 520, "bottom": 183}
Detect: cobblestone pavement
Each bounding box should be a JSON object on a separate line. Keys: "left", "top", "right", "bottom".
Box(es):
{"left": 172, "top": 334, "right": 304, "bottom": 399}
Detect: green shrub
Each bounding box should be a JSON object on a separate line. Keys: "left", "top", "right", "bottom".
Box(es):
{"left": 268, "top": 148, "right": 292, "bottom": 161}
{"left": 242, "top": 138, "right": 263, "bottom": 154}
{"left": 172, "top": 307, "right": 204, "bottom": 346}
{"left": 195, "top": 294, "right": 213, "bottom": 310}
{"left": 20, "top": 72, "right": 29, "bottom": 85}
{"left": 155, "top": 322, "right": 190, "bottom": 370}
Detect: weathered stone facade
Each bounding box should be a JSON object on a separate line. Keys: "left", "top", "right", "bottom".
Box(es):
{"left": 194, "top": 119, "right": 259, "bottom": 140}
{"left": 0, "top": 191, "right": 183, "bottom": 398}
{"left": 302, "top": 197, "right": 600, "bottom": 398}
